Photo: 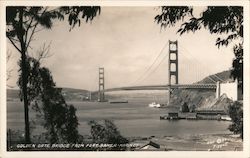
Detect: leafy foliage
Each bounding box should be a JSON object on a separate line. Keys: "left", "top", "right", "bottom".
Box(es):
{"left": 155, "top": 6, "right": 243, "bottom": 46}
{"left": 88, "top": 120, "right": 129, "bottom": 151}
{"left": 18, "top": 57, "right": 80, "bottom": 144}
{"left": 6, "top": 6, "right": 100, "bottom": 53}
{"left": 60, "top": 6, "right": 100, "bottom": 30}
{"left": 228, "top": 101, "right": 243, "bottom": 139}
{"left": 155, "top": 6, "right": 193, "bottom": 28}
{"left": 231, "top": 44, "right": 243, "bottom": 92}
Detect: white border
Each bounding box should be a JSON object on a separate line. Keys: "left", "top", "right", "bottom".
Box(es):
{"left": 0, "top": 1, "right": 249, "bottom": 158}
{"left": 0, "top": 1, "right": 7, "bottom": 158}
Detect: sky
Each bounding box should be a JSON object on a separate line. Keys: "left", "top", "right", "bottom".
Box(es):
{"left": 7, "top": 7, "right": 236, "bottom": 91}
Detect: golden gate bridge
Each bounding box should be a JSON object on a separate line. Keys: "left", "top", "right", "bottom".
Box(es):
{"left": 94, "top": 40, "right": 225, "bottom": 104}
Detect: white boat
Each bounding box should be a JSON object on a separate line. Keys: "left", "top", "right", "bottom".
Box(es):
{"left": 148, "top": 102, "right": 162, "bottom": 108}
{"left": 220, "top": 116, "right": 232, "bottom": 121}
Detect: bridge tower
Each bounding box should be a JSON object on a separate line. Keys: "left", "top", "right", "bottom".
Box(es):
{"left": 169, "top": 40, "right": 179, "bottom": 85}
{"left": 167, "top": 40, "right": 178, "bottom": 105}
{"left": 98, "top": 67, "right": 105, "bottom": 102}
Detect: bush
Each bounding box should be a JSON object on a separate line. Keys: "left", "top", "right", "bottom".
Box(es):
{"left": 228, "top": 101, "right": 243, "bottom": 139}
{"left": 88, "top": 120, "right": 129, "bottom": 151}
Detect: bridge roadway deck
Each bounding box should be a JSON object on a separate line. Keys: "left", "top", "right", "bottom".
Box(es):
{"left": 99, "top": 84, "right": 217, "bottom": 92}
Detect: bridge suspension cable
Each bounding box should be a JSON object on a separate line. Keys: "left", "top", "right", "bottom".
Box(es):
{"left": 130, "top": 40, "right": 224, "bottom": 88}
{"left": 131, "top": 41, "right": 169, "bottom": 85}
{"left": 138, "top": 53, "right": 168, "bottom": 84}
{"left": 179, "top": 43, "right": 225, "bottom": 83}
{"left": 177, "top": 45, "right": 217, "bottom": 83}
{"left": 182, "top": 43, "right": 224, "bottom": 82}
{"left": 90, "top": 69, "right": 99, "bottom": 91}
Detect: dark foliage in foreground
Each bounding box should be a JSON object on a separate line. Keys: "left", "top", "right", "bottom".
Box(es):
{"left": 18, "top": 57, "right": 80, "bottom": 144}
{"left": 228, "top": 101, "right": 243, "bottom": 139}
{"left": 88, "top": 120, "right": 129, "bottom": 151}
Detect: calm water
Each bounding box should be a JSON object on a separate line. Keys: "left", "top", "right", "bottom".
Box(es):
{"left": 7, "top": 91, "right": 231, "bottom": 137}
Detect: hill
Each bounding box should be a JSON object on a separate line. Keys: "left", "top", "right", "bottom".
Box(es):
{"left": 7, "top": 87, "right": 90, "bottom": 101}
{"left": 170, "top": 70, "right": 234, "bottom": 112}
{"left": 61, "top": 88, "right": 90, "bottom": 101}
{"left": 7, "top": 89, "right": 20, "bottom": 101}
{"left": 196, "top": 70, "right": 233, "bottom": 84}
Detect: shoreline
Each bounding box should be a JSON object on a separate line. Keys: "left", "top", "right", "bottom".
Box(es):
{"left": 129, "top": 133, "right": 243, "bottom": 151}
{"left": 7, "top": 133, "right": 242, "bottom": 151}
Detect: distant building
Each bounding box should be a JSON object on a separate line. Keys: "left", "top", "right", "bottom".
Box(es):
{"left": 216, "top": 80, "right": 242, "bottom": 101}
{"left": 139, "top": 141, "right": 160, "bottom": 150}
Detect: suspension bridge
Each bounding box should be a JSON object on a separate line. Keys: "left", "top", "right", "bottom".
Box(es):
{"left": 94, "top": 40, "right": 226, "bottom": 104}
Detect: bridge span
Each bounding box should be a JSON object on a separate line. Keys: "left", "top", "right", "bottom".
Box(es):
{"left": 98, "top": 84, "right": 217, "bottom": 92}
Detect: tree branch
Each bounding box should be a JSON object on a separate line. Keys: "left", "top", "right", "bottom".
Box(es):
{"left": 36, "top": 42, "right": 53, "bottom": 62}
{"left": 25, "top": 8, "right": 48, "bottom": 53}
{"left": 25, "top": 22, "right": 38, "bottom": 53}
{"left": 24, "top": 16, "right": 34, "bottom": 45}
{"left": 8, "top": 36, "right": 20, "bottom": 43}
{"left": 7, "top": 36, "right": 22, "bottom": 54}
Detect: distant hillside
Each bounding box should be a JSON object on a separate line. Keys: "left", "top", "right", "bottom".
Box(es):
{"left": 7, "top": 89, "right": 20, "bottom": 101}
{"left": 61, "top": 88, "right": 89, "bottom": 101}
{"left": 197, "top": 70, "right": 233, "bottom": 84}
{"left": 171, "top": 70, "right": 234, "bottom": 112}
{"left": 7, "top": 87, "right": 90, "bottom": 101}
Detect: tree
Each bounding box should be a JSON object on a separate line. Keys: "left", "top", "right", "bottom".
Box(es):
{"left": 18, "top": 56, "right": 80, "bottom": 144}
{"left": 6, "top": 6, "right": 100, "bottom": 143}
{"left": 155, "top": 6, "right": 243, "bottom": 88}
{"left": 88, "top": 120, "right": 129, "bottom": 151}
{"left": 231, "top": 43, "right": 243, "bottom": 94}
{"left": 228, "top": 101, "right": 243, "bottom": 139}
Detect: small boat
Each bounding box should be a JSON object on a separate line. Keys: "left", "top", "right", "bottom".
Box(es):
{"left": 148, "top": 102, "right": 162, "bottom": 108}
{"left": 220, "top": 116, "right": 232, "bottom": 121}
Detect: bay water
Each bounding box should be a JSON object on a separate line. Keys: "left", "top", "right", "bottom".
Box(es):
{"left": 7, "top": 90, "right": 231, "bottom": 138}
